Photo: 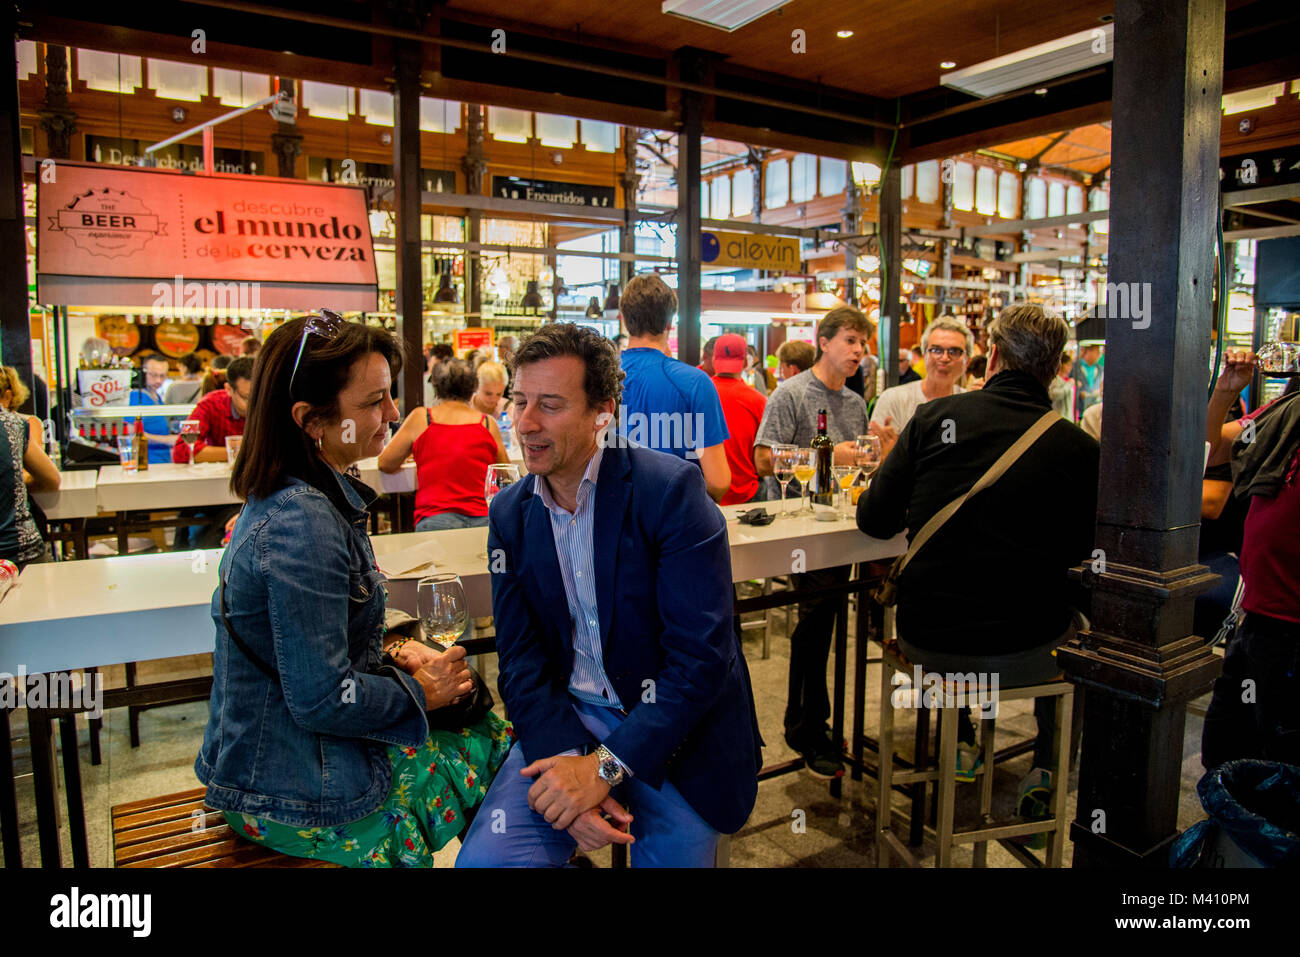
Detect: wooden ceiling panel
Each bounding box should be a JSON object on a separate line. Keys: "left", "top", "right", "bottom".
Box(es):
{"left": 443, "top": 0, "right": 1116, "bottom": 99}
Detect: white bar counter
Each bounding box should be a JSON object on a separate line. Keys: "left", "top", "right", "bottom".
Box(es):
{"left": 95, "top": 462, "right": 240, "bottom": 512}
{"left": 31, "top": 469, "right": 100, "bottom": 520}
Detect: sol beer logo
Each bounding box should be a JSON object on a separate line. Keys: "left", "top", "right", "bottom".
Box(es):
{"left": 77, "top": 370, "right": 133, "bottom": 408}
{"left": 49, "top": 188, "right": 165, "bottom": 259}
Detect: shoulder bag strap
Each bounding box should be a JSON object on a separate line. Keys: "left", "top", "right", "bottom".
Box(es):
{"left": 893, "top": 409, "right": 1061, "bottom": 580}
{"left": 219, "top": 573, "right": 280, "bottom": 683}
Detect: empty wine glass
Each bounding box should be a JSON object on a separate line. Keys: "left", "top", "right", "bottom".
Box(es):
{"left": 772, "top": 443, "right": 797, "bottom": 518}
{"left": 479, "top": 463, "right": 520, "bottom": 559}
{"left": 418, "top": 574, "right": 468, "bottom": 649}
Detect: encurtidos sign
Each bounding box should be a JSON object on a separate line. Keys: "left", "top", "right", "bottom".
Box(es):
{"left": 702, "top": 230, "right": 800, "bottom": 272}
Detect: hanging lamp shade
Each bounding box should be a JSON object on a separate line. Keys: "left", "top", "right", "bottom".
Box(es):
{"left": 521, "top": 280, "right": 544, "bottom": 310}
{"left": 433, "top": 269, "right": 458, "bottom": 304}
{"left": 585, "top": 296, "right": 603, "bottom": 319}
{"left": 603, "top": 282, "right": 620, "bottom": 314}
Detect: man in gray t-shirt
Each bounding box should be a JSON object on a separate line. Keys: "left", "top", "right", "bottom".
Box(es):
{"left": 751, "top": 307, "right": 873, "bottom": 778}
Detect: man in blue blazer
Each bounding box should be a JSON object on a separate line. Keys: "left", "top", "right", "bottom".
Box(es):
{"left": 457, "top": 323, "right": 762, "bottom": 867}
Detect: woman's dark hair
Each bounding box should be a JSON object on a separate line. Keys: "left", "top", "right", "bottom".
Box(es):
{"left": 432, "top": 358, "right": 477, "bottom": 403}
{"left": 430, "top": 343, "right": 454, "bottom": 362}
{"left": 967, "top": 354, "right": 988, "bottom": 379}
{"left": 232, "top": 315, "right": 403, "bottom": 508}
{"left": 180, "top": 353, "right": 204, "bottom": 375}
{"left": 512, "top": 322, "right": 624, "bottom": 409}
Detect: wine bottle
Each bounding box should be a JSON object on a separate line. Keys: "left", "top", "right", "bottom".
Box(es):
{"left": 135, "top": 413, "right": 149, "bottom": 471}
{"left": 811, "top": 408, "right": 834, "bottom": 505}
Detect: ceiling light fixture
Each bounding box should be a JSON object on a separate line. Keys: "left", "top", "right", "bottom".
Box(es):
{"left": 940, "top": 61, "right": 957, "bottom": 69}
{"left": 837, "top": 30, "right": 854, "bottom": 38}
{"left": 661, "top": 0, "right": 791, "bottom": 32}
{"left": 1034, "top": 88, "right": 1049, "bottom": 96}
{"left": 941, "top": 23, "right": 1113, "bottom": 99}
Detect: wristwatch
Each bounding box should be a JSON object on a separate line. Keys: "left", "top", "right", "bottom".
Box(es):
{"left": 594, "top": 745, "right": 626, "bottom": 787}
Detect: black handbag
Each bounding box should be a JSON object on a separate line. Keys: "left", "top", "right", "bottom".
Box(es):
{"left": 219, "top": 575, "right": 492, "bottom": 730}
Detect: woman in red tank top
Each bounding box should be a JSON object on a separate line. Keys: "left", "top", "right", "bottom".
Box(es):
{"left": 378, "top": 358, "right": 508, "bottom": 531}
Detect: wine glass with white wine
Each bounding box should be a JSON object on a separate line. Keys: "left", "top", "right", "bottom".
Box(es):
{"left": 418, "top": 574, "right": 469, "bottom": 649}
{"left": 772, "top": 443, "right": 797, "bottom": 519}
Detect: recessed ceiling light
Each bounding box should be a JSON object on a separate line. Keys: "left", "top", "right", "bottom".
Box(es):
{"left": 1034, "top": 87, "right": 1049, "bottom": 95}
{"left": 940, "top": 61, "right": 956, "bottom": 69}
{"left": 837, "top": 30, "right": 854, "bottom": 38}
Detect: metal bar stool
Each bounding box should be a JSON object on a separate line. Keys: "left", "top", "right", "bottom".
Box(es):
{"left": 875, "top": 641, "right": 1073, "bottom": 868}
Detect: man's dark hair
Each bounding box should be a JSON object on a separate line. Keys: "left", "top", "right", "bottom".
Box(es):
{"left": 142, "top": 354, "right": 168, "bottom": 369}
{"left": 180, "top": 353, "right": 204, "bottom": 375}
{"left": 967, "top": 354, "right": 988, "bottom": 379}
{"left": 432, "top": 358, "right": 477, "bottom": 402}
{"left": 241, "top": 337, "right": 262, "bottom": 356}
{"left": 816, "top": 306, "right": 874, "bottom": 359}
{"left": 620, "top": 273, "right": 677, "bottom": 337}
{"left": 512, "top": 322, "right": 624, "bottom": 409}
{"left": 225, "top": 355, "right": 256, "bottom": 387}
{"left": 232, "top": 316, "right": 404, "bottom": 511}
{"left": 212, "top": 354, "right": 233, "bottom": 371}
{"left": 430, "top": 343, "right": 454, "bottom": 362}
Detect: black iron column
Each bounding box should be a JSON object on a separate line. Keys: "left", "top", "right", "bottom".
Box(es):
{"left": 879, "top": 164, "right": 902, "bottom": 389}
{"left": 0, "top": 25, "right": 31, "bottom": 398}
{"left": 674, "top": 53, "right": 705, "bottom": 366}
{"left": 393, "top": 39, "right": 424, "bottom": 413}
{"left": 620, "top": 126, "right": 640, "bottom": 290}
{"left": 37, "top": 45, "right": 76, "bottom": 160}
{"left": 843, "top": 180, "right": 859, "bottom": 305}
{"left": 462, "top": 105, "right": 486, "bottom": 323}
{"left": 1058, "top": 0, "right": 1224, "bottom": 868}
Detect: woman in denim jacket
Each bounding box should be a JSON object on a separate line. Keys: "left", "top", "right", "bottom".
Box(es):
{"left": 195, "top": 314, "right": 513, "bottom": 867}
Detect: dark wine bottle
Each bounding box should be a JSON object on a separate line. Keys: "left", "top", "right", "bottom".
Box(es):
{"left": 811, "top": 408, "right": 834, "bottom": 505}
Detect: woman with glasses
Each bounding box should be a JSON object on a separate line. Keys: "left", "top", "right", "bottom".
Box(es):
{"left": 378, "top": 357, "right": 509, "bottom": 532}
{"left": 868, "top": 316, "right": 973, "bottom": 458}
{"left": 196, "top": 314, "right": 513, "bottom": 867}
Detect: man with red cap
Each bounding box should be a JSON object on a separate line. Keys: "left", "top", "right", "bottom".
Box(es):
{"left": 710, "top": 334, "right": 767, "bottom": 505}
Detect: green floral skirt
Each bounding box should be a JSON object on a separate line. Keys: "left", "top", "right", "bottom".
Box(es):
{"left": 224, "top": 712, "right": 514, "bottom": 867}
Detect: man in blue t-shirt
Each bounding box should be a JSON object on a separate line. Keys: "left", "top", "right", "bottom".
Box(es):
{"left": 130, "top": 355, "right": 178, "bottom": 464}
{"left": 616, "top": 273, "right": 730, "bottom": 501}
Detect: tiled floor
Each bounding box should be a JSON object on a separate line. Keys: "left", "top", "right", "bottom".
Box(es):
{"left": 4, "top": 598, "right": 1216, "bottom": 868}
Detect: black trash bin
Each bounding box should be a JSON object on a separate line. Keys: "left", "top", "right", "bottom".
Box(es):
{"left": 1171, "top": 760, "right": 1300, "bottom": 867}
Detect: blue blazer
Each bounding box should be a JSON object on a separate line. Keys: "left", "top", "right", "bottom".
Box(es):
{"left": 487, "top": 443, "right": 763, "bottom": 835}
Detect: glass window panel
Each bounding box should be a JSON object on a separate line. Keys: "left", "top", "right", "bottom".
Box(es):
{"left": 765, "top": 158, "right": 789, "bottom": 208}
{"left": 17, "top": 41, "right": 37, "bottom": 80}
{"left": 1048, "top": 181, "right": 1066, "bottom": 217}
{"left": 535, "top": 113, "right": 578, "bottom": 149}
{"left": 147, "top": 59, "right": 208, "bottom": 102}
{"left": 77, "top": 49, "right": 141, "bottom": 94}
{"left": 820, "top": 158, "right": 846, "bottom": 196}
{"left": 580, "top": 120, "right": 618, "bottom": 153}
{"left": 212, "top": 69, "right": 270, "bottom": 107}
{"left": 1027, "top": 177, "right": 1047, "bottom": 219}
{"left": 419, "top": 98, "right": 461, "bottom": 134}
{"left": 852, "top": 162, "right": 881, "bottom": 189}
{"left": 711, "top": 175, "right": 731, "bottom": 219}
{"left": 732, "top": 167, "right": 754, "bottom": 217}
{"left": 791, "top": 154, "right": 817, "bottom": 202}
{"left": 975, "top": 167, "right": 997, "bottom": 215}
{"left": 357, "top": 89, "right": 394, "bottom": 126}
{"left": 997, "top": 171, "right": 1020, "bottom": 218}
{"left": 1090, "top": 188, "right": 1109, "bottom": 234}
{"left": 1067, "top": 185, "right": 1085, "bottom": 215}
{"left": 915, "top": 160, "right": 940, "bottom": 204}
{"left": 901, "top": 164, "right": 915, "bottom": 199}
{"left": 488, "top": 107, "right": 531, "bottom": 143}
{"left": 953, "top": 162, "right": 975, "bottom": 211}
{"left": 301, "top": 81, "right": 353, "bottom": 120}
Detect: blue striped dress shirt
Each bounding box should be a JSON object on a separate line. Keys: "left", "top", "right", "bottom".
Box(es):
{"left": 532, "top": 443, "right": 624, "bottom": 711}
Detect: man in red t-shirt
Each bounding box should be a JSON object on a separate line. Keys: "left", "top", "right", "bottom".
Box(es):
{"left": 172, "top": 356, "right": 253, "bottom": 464}
{"left": 710, "top": 334, "right": 766, "bottom": 505}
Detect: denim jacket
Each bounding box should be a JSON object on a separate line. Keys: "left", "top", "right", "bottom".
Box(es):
{"left": 195, "top": 468, "right": 428, "bottom": 827}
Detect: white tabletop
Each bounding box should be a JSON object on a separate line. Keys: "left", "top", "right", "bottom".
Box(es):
{"left": 0, "top": 503, "right": 905, "bottom": 676}
{"left": 95, "top": 461, "right": 241, "bottom": 512}
{"left": 32, "top": 469, "right": 101, "bottom": 520}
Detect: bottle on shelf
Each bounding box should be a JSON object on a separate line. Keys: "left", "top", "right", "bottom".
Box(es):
{"left": 811, "top": 408, "right": 834, "bottom": 506}
{"left": 134, "top": 413, "right": 149, "bottom": 471}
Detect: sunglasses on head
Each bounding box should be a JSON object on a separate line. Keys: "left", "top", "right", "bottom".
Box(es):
{"left": 288, "top": 309, "right": 345, "bottom": 398}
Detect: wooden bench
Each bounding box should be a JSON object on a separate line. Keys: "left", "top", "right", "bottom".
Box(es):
{"left": 111, "top": 788, "right": 338, "bottom": 868}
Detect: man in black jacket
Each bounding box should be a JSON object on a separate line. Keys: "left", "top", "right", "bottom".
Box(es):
{"left": 858, "top": 304, "right": 1099, "bottom": 809}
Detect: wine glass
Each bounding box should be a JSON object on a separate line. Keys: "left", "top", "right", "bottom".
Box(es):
{"left": 771, "top": 443, "right": 797, "bottom": 518}
{"left": 792, "top": 448, "right": 816, "bottom": 515}
{"left": 418, "top": 574, "right": 469, "bottom": 649}
{"left": 485, "top": 463, "right": 520, "bottom": 510}
{"left": 854, "top": 434, "right": 883, "bottom": 500}
{"left": 179, "top": 419, "right": 201, "bottom": 465}
{"left": 832, "top": 464, "right": 854, "bottom": 520}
